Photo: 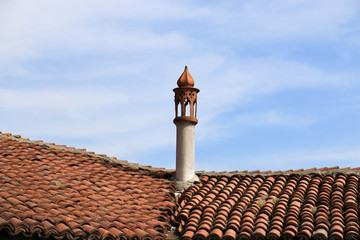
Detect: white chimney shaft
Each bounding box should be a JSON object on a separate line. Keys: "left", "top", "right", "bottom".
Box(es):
{"left": 175, "top": 120, "right": 196, "bottom": 181}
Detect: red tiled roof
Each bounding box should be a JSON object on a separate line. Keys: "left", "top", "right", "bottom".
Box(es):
{"left": 0, "top": 132, "right": 176, "bottom": 240}
{"left": 175, "top": 173, "right": 360, "bottom": 240}
{"left": 3, "top": 131, "right": 360, "bottom": 240}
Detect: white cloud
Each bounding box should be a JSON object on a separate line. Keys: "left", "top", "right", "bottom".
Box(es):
{"left": 0, "top": 88, "right": 131, "bottom": 110}
{"left": 206, "top": 0, "right": 359, "bottom": 42}
{"left": 194, "top": 56, "right": 355, "bottom": 141}
{"left": 0, "top": 85, "right": 175, "bottom": 159}
{"left": 0, "top": 0, "right": 190, "bottom": 66}
{"left": 1, "top": 0, "right": 358, "bottom": 65}
{"left": 235, "top": 110, "right": 318, "bottom": 127}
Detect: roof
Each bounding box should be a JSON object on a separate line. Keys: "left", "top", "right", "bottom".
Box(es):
{"left": 0, "top": 132, "right": 176, "bottom": 240}
{"left": 2, "top": 131, "right": 360, "bottom": 240}
{"left": 175, "top": 172, "right": 360, "bottom": 240}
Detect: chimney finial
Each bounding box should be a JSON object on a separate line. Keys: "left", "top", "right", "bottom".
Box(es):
{"left": 177, "top": 66, "right": 195, "bottom": 88}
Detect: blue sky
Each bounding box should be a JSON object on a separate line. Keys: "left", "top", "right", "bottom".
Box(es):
{"left": 1, "top": 0, "right": 359, "bottom": 171}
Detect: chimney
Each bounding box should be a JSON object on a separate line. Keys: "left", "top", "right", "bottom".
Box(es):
{"left": 173, "top": 66, "right": 199, "bottom": 182}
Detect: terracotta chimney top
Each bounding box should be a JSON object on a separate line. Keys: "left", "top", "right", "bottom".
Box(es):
{"left": 177, "top": 66, "right": 194, "bottom": 88}
{"left": 173, "top": 66, "right": 199, "bottom": 124}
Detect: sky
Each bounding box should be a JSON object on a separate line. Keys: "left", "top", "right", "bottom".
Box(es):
{"left": 1, "top": 0, "right": 360, "bottom": 172}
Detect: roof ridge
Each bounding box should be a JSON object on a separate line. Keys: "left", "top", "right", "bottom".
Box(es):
{"left": 196, "top": 166, "right": 360, "bottom": 177}
{"left": 0, "top": 131, "right": 173, "bottom": 173}
{"left": 2, "top": 131, "right": 358, "bottom": 177}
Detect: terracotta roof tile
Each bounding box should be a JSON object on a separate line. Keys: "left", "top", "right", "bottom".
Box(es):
{"left": 176, "top": 172, "right": 360, "bottom": 240}
{"left": 0, "top": 132, "right": 177, "bottom": 239}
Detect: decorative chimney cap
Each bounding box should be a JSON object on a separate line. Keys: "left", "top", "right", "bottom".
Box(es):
{"left": 177, "top": 66, "right": 194, "bottom": 88}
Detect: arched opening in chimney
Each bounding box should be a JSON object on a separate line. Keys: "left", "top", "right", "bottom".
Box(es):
{"left": 185, "top": 99, "right": 191, "bottom": 116}
{"left": 194, "top": 101, "right": 197, "bottom": 118}
{"left": 176, "top": 102, "right": 181, "bottom": 117}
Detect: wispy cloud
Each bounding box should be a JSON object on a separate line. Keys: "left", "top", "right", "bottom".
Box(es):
{"left": 235, "top": 110, "right": 318, "bottom": 127}
{"left": 192, "top": 0, "right": 360, "bottom": 48}
{"left": 195, "top": 56, "right": 356, "bottom": 141}
{"left": 0, "top": 88, "right": 131, "bottom": 109}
